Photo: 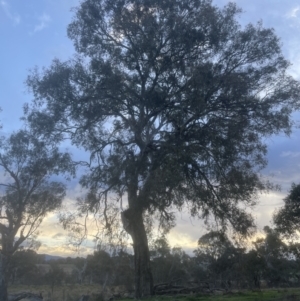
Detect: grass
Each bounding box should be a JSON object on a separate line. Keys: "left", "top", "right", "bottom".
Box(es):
{"left": 8, "top": 286, "right": 300, "bottom": 301}
{"left": 9, "top": 284, "right": 106, "bottom": 301}
{"left": 146, "top": 289, "right": 300, "bottom": 301}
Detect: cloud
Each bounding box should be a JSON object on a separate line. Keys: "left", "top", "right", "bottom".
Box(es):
{"left": 280, "top": 151, "right": 300, "bottom": 158}
{"left": 33, "top": 13, "right": 51, "bottom": 33}
{"left": 38, "top": 244, "right": 81, "bottom": 257}
{"left": 0, "top": 0, "right": 20, "bottom": 25}
{"left": 52, "top": 233, "right": 65, "bottom": 239}
{"left": 38, "top": 237, "right": 96, "bottom": 257}
{"left": 287, "top": 6, "right": 300, "bottom": 18}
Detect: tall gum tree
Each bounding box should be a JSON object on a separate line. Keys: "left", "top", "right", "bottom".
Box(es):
{"left": 25, "top": 0, "right": 300, "bottom": 297}
{"left": 0, "top": 130, "right": 73, "bottom": 301}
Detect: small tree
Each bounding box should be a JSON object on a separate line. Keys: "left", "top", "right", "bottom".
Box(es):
{"left": 86, "top": 250, "right": 114, "bottom": 285}
{"left": 150, "top": 236, "right": 173, "bottom": 283}
{"left": 9, "top": 249, "right": 39, "bottom": 285}
{"left": 45, "top": 262, "right": 66, "bottom": 297}
{"left": 253, "top": 226, "right": 290, "bottom": 287}
{"left": 0, "top": 130, "right": 72, "bottom": 301}
{"left": 243, "top": 249, "right": 266, "bottom": 289}
{"left": 194, "top": 231, "right": 237, "bottom": 288}
{"left": 25, "top": 0, "right": 300, "bottom": 297}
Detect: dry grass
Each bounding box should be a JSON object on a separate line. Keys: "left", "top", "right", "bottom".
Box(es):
{"left": 8, "top": 285, "right": 300, "bottom": 301}
{"left": 9, "top": 284, "right": 109, "bottom": 301}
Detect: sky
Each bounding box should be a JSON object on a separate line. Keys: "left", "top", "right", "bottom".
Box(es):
{"left": 1, "top": 0, "right": 300, "bottom": 257}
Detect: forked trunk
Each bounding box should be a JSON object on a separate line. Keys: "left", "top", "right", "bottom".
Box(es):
{"left": 121, "top": 209, "right": 153, "bottom": 298}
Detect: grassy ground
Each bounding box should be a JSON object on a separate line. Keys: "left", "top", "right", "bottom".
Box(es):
{"left": 8, "top": 286, "right": 300, "bottom": 301}
{"left": 148, "top": 289, "right": 300, "bottom": 301}
{"left": 9, "top": 284, "right": 105, "bottom": 301}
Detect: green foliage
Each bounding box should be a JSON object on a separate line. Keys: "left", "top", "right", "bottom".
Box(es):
{"left": 112, "top": 250, "right": 134, "bottom": 289}
{"left": 251, "top": 227, "right": 296, "bottom": 288}
{"left": 24, "top": 0, "right": 300, "bottom": 296}
{"left": 0, "top": 129, "right": 73, "bottom": 300}
{"left": 196, "top": 231, "right": 234, "bottom": 260}
{"left": 194, "top": 231, "right": 244, "bottom": 288}
{"left": 0, "top": 130, "right": 73, "bottom": 257}
{"left": 26, "top": 0, "right": 300, "bottom": 237}
{"left": 86, "top": 250, "right": 114, "bottom": 284}
{"left": 140, "top": 289, "right": 300, "bottom": 300}
{"left": 242, "top": 249, "right": 266, "bottom": 288}
{"left": 274, "top": 183, "right": 300, "bottom": 236}
{"left": 151, "top": 236, "right": 191, "bottom": 284}
{"left": 192, "top": 228, "right": 300, "bottom": 290}
{"left": 6, "top": 230, "right": 300, "bottom": 291}
{"left": 9, "top": 249, "right": 39, "bottom": 285}
{"left": 45, "top": 262, "right": 66, "bottom": 294}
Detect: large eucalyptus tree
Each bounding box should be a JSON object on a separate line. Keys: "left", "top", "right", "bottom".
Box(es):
{"left": 25, "top": 0, "right": 300, "bottom": 297}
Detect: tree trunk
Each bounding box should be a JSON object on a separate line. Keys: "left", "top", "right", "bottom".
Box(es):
{"left": 121, "top": 209, "right": 153, "bottom": 298}
{"left": 0, "top": 253, "right": 8, "bottom": 301}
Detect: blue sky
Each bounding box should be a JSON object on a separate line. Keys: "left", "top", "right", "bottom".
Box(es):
{"left": 1, "top": 0, "right": 300, "bottom": 256}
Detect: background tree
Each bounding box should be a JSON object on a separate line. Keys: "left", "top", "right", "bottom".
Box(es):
{"left": 242, "top": 249, "right": 266, "bottom": 288}
{"left": 25, "top": 0, "right": 300, "bottom": 297}
{"left": 9, "top": 249, "right": 39, "bottom": 285}
{"left": 150, "top": 236, "right": 191, "bottom": 285}
{"left": 111, "top": 249, "right": 134, "bottom": 291}
{"left": 0, "top": 130, "right": 72, "bottom": 301}
{"left": 274, "top": 183, "right": 300, "bottom": 236}
{"left": 150, "top": 235, "right": 172, "bottom": 284}
{"left": 44, "top": 262, "right": 66, "bottom": 298}
{"left": 86, "top": 250, "right": 114, "bottom": 285}
{"left": 252, "top": 227, "right": 289, "bottom": 287}
{"left": 194, "top": 231, "right": 238, "bottom": 289}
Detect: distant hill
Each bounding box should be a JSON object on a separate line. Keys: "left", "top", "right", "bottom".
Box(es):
{"left": 38, "top": 254, "right": 65, "bottom": 261}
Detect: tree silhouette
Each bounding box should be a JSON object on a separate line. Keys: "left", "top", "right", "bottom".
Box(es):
{"left": 0, "top": 130, "right": 72, "bottom": 301}
{"left": 25, "top": 0, "right": 300, "bottom": 297}
{"left": 274, "top": 183, "right": 300, "bottom": 236}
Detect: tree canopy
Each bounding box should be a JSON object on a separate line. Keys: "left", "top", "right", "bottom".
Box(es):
{"left": 0, "top": 130, "right": 73, "bottom": 300}
{"left": 25, "top": 0, "right": 300, "bottom": 296}
{"left": 274, "top": 183, "right": 300, "bottom": 236}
